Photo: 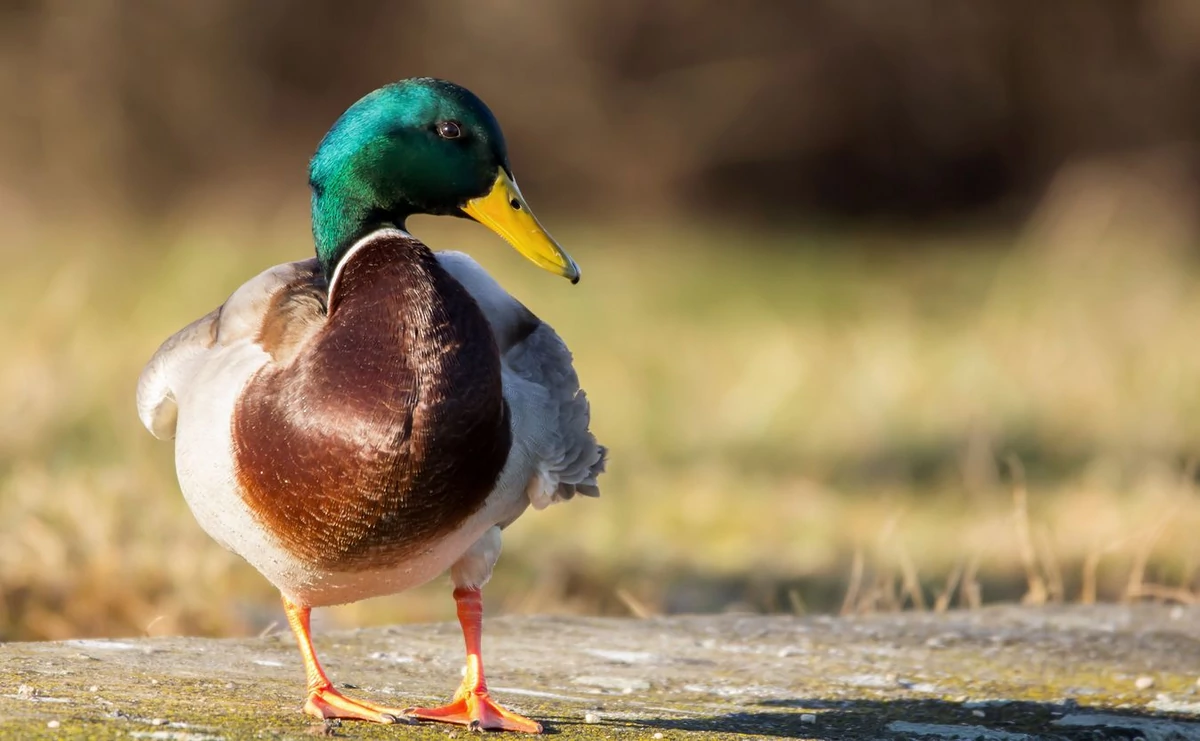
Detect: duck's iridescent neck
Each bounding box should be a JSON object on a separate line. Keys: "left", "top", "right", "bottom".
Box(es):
{"left": 310, "top": 178, "right": 413, "bottom": 281}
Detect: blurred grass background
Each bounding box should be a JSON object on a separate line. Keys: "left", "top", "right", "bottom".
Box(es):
{"left": 4, "top": 1, "right": 1200, "bottom": 641}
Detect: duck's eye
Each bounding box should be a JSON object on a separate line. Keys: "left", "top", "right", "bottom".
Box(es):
{"left": 436, "top": 121, "right": 463, "bottom": 140}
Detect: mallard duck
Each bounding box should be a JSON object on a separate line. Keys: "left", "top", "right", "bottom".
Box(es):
{"left": 136, "top": 78, "right": 605, "bottom": 733}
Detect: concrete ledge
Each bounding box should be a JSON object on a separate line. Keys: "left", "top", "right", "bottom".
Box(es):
{"left": 2, "top": 605, "right": 1199, "bottom": 739}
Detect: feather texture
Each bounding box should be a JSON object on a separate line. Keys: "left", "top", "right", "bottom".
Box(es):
{"left": 436, "top": 251, "right": 607, "bottom": 509}
{"left": 135, "top": 233, "right": 603, "bottom": 607}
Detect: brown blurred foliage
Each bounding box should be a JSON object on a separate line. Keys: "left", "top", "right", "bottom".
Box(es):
{"left": 1, "top": 0, "right": 1200, "bottom": 225}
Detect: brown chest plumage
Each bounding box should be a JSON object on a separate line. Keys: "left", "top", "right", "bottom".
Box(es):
{"left": 232, "top": 235, "right": 512, "bottom": 572}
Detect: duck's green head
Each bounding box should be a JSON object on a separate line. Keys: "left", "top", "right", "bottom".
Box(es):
{"left": 309, "top": 77, "right": 579, "bottom": 282}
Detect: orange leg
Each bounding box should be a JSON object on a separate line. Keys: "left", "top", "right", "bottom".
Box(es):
{"left": 282, "top": 596, "right": 408, "bottom": 724}
{"left": 406, "top": 588, "right": 543, "bottom": 733}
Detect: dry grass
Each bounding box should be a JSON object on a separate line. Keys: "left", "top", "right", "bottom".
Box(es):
{"left": 3, "top": 189, "right": 1200, "bottom": 641}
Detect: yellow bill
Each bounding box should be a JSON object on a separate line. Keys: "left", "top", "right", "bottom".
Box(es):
{"left": 463, "top": 170, "right": 580, "bottom": 283}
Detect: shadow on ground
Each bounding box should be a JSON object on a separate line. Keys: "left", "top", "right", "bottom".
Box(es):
{"left": 612, "top": 698, "right": 1199, "bottom": 739}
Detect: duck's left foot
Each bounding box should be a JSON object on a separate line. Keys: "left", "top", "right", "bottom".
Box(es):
{"left": 407, "top": 691, "right": 543, "bottom": 733}
{"left": 304, "top": 684, "right": 410, "bottom": 724}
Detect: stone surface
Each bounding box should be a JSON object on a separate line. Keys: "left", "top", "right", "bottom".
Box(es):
{"left": 2, "top": 605, "right": 1200, "bottom": 739}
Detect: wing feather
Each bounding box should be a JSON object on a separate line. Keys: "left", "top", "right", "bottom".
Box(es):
{"left": 135, "top": 258, "right": 321, "bottom": 440}
{"left": 435, "top": 251, "right": 606, "bottom": 508}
